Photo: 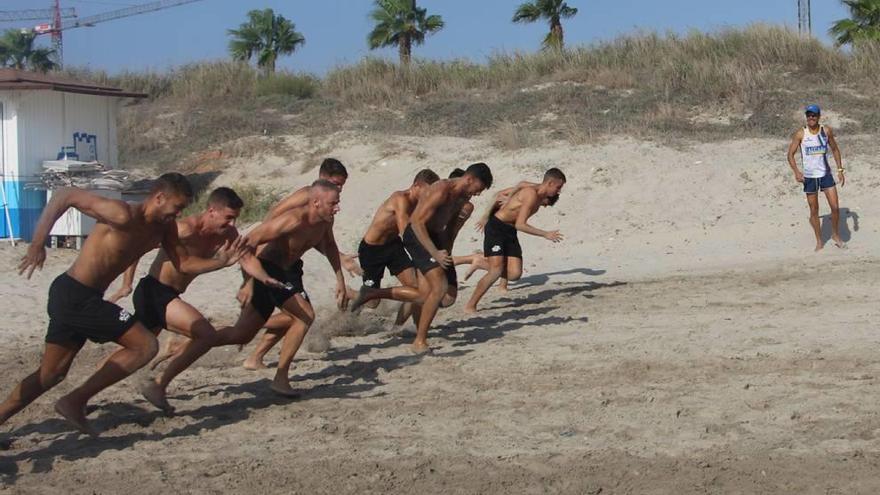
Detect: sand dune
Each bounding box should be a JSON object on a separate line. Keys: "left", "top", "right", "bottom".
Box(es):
{"left": 1, "top": 133, "right": 877, "bottom": 494}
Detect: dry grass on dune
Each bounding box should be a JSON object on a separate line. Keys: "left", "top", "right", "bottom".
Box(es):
{"left": 61, "top": 25, "right": 880, "bottom": 171}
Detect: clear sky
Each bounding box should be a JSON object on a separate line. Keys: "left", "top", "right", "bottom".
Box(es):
{"left": 2, "top": 1, "right": 851, "bottom": 75}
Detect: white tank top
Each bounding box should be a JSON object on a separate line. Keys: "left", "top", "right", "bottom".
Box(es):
{"left": 800, "top": 126, "right": 830, "bottom": 178}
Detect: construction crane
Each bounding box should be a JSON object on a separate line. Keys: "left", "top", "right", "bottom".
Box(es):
{"left": 34, "top": 0, "right": 204, "bottom": 67}
{"left": 0, "top": 8, "right": 75, "bottom": 22}
{"left": 798, "top": 0, "right": 811, "bottom": 36}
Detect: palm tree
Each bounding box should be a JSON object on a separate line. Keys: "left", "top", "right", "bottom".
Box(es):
{"left": 228, "top": 9, "right": 305, "bottom": 77}
{"left": 512, "top": 0, "right": 578, "bottom": 51}
{"left": 0, "top": 29, "right": 58, "bottom": 73}
{"left": 830, "top": 0, "right": 880, "bottom": 46}
{"left": 367, "top": 0, "right": 444, "bottom": 66}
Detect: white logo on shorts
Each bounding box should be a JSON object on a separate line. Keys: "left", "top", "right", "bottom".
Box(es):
{"left": 119, "top": 309, "right": 132, "bottom": 322}
{"left": 491, "top": 245, "right": 501, "bottom": 253}
{"left": 364, "top": 280, "right": 375, "bottom": 287}
{"left": 429, "top": 257, "right": 436, "bottom": 262}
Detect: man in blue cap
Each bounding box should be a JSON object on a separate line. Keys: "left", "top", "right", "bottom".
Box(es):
{"left": 786, "top": 104, "right": 846, "bottom": 251}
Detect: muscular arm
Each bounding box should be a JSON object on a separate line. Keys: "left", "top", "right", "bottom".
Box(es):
{"left": 34, "top": 188, "right": 132, "bottom": 247}
{"left": 107, "top": 257, "right": 139, "bottom": 303}
{"left": 477, "top": 181, "right": 538, "bottom": 226}
{"left": 244, "top": 212, "right": 300, "bottom": 249}
{"left": 513, "top": 189, "right": 550, "bottom": 238}
{"left": 20, "top": 188, "right": 133, "bottom": 278}
{"left": 410, "top": 185, "right": 447, "bottom": 257}
{"left": 265, "top": 187, "right": 309, "bottom": 221}
{"left": 318, "top": 226, "right": 348, "bottom": 309}
{"left": 393, "top": 194, "right": 413, "bottom": 236}
{"left": 162, "top": 223, "right": 241, "bottom": 275}
{"left": 318, "top": 227, "right": 345, "bottom": 286}
{"left": 447, "top": 202, "right": 473, "bottom": 247}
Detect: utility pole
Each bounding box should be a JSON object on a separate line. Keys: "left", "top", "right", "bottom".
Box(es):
{"left": 798, "top": 0, "right": 811, "bottom": 36}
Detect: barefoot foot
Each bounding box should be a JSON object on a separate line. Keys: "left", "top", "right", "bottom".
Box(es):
{"left": 832, "top": 237, "right": 847, "bottom": 249}
{"left": 140, "top": 381, "right": 175, "bottom": 416}
{"left": 54, "top": 396, "right": 97, "bottom": 436}
{"left": 269, "top": 378, "right": 300, "bottom": 398}
{"left": 350, "top": 286, "right": 376, "bottom": 313}
{"left": 242, "top": 357, "right": 268, "bottom": 371}
{"left": 463, "top": 305, "right": 478, "bottom": 315}
{"left": 411, "top": 340, "right": 431, "bottom": 355}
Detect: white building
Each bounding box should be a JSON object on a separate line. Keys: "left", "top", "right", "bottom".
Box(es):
{"left": 0, "top": 69, "right": 145, "bottom": 241}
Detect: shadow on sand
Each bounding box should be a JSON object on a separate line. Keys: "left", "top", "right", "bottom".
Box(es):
{"left": 820, "top": 207, "right": 859, "bottom": 244}
{"left": 0, "top": 266, "right": 618, "bottom": 480}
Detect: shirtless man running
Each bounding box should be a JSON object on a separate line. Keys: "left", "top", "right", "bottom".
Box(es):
{"left": 108, "top": 187, "right": 282, "bottom": 414}
{"left": 394, "top": 167, "right": 475, "bottom": 322}
{"left": 349, "top": 169, "right": 440, "bottom": 312}
{"left": 150, "top": 159, "right": 355, "bottom": 371}
{"left": 208, "top": 180, "right": 347, "bottom": 396}
{"left": 464, "top": 168, "right": 566, "bottom": 313}
{"left": 0, "top": 174, "right": 240, "bottom": 435}
{"left": 403, "top": 163, "right": 493, "bottom": 353}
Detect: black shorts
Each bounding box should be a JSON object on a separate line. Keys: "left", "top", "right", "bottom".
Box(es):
{"left": 251, "top": 259, "right": 308, "bottom": 321}
{"left": 484, "top": 215, "right": 522, "bottom": 258}
{"left": 46, "top": 273, "right": 138, "bottom": 346}
{"left": 132, "top": 275, "right": 181, "bottom": 331}
{"left": 446, "top": 266, "right": 458, "bottom": 287}
{"left": 402, "top": 224, "right": 446, "bottom": 275}
{"left": 358, "top": 237, "right": 412, "bottom": 288}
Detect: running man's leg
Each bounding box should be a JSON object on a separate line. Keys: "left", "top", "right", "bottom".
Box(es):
{"left": 56, "top": 323, "right": 158, "bottom": 435}
{"left": 823, "top": 186, "right": 845, "bottom": 247}
{"left": 350, "top": 272, "right": 423, "bottom": 313}
{"left": 272, "top": 295, "right": 315, "bottom": 396}
{"left": 141, "top": 299, "right": 221, "bottom": 414}
{"left": 413, "top": 267, "right": 448, "bottom": 353}
{"left": 464, "top": 256, "right": 505, "bottom": 314}
{"left": 806, "top": 193, "right": 822, "bottom": 251}
{"left": 0, "top": 341, "right": 82, "bottom": 426}
{"left": 149, "top": 334, "right": 186, "bottom": 370}
{"left": 505, "top": 257, "right": 523, "bottom": 282}
{"left": 242, "top": 312, "right": 291, "bottom": 370}
{"left": 393, "top": 268, "right": 420, "bottom": 325}
{"left": 214, "top": 305, "right": 268, "bottom": 347}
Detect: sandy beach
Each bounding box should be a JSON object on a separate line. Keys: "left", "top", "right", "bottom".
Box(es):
{"left": 1, "top": 133, "right": 878, "bottom": 494}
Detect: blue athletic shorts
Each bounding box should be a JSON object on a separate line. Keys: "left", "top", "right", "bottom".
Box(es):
{"left": 803, "top": 174, "right": 835, "bottom": 194}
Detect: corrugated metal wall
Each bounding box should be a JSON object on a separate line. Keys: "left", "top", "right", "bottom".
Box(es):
{"left": 0, "top": 90, "right": 120, "bottom": 240}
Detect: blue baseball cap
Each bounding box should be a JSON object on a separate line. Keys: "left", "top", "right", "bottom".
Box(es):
{"left": 805, "top": 104, "right": 821, "bottom": 115}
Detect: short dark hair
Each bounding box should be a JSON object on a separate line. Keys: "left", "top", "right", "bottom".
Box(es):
{"left": 448, "top": 168, "right": 466, "bottom": 179}
{"left": 465, "top": 162, "right": 493, "bottom": 189}
{"left": 207, "top": 187, "right": 243, "bottom": 210}
{"left": 319, "top": 158, "right": 348, "bottom": 178}
{"left": 312, "top": 178, "right": 341, "bottom": 193}
{"left": 414, "top": 169, "right": 440, "bottom": 185}
{"left": 151, "top": 172, "right": 193, "bottom": 199}
{"left": 547, "top": 193, "right": 560, "bottom": 206}
{"left": 544, "top": 168, "right": 566, "bottom": 183}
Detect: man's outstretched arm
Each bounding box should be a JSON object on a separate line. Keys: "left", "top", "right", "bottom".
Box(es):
{"left": 19, "top": 188, "right": 133, "bottom": 278}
